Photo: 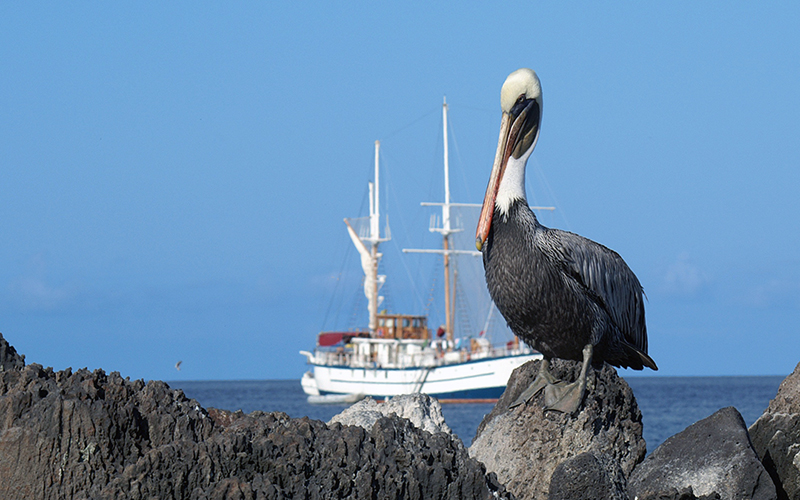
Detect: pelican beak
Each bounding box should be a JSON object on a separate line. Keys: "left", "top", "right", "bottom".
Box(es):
{"left": 476, "top": 100, "right": 539, "bottom": 251}
{"left": 476, "top": 112, "right": 512, "bottom": 251}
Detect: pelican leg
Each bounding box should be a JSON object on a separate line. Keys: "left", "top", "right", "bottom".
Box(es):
{"left": 509, "top": 358, "right": 558, "bottom": 408}
{"left": 542, "top": 344, "right": 593, "bottom": 414}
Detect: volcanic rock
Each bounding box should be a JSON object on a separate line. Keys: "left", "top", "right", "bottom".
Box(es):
{"left": 0, "top": 333, "right": 509, "bottom": 499}
{"left": 628, "top": 406, "right": 776, "bottom": 500}
{"left": 547, "top": 451, "right": 628, "bottom": 500}
{"left": 469, "top": 358, "right": 647, "bottom": 500}
{"left": 330, "top": 393, "right": 453, "bottom": 436}
{"left": 633, "top": 486, "right": 721, "bottom": 500}
{"left": 0, "top": 332, "right": 24, "bottom": 371}
{"left": 749, "top": 361, "right": 800, "bottom": 500}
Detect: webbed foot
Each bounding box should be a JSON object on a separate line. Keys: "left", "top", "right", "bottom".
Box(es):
{"left": 509, "top": 358, "right": 556, "bottom": 408}
{"left": 510, "top": 344, "right": 594, "bottom": 415}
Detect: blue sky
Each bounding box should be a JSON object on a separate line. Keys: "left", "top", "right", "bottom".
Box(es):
{"left": 1, "top": 3, "right": 798, "bottom": 381}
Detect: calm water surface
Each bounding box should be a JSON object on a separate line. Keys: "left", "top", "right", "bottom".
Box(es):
{"left": 169, "top": 375, "right": 783, "bottom": 452}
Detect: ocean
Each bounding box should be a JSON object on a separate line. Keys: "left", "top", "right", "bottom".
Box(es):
{"left": 169, "top": 375, "right": 784, "bottom": 452}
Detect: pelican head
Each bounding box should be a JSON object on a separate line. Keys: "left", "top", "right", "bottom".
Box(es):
{"left": 476, "top": 68, "right": 543, "bottom": 251}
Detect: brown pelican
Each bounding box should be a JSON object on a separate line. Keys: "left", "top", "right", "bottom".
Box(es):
{"left": 476, "top": 68, "right": 657, "bottom": 413}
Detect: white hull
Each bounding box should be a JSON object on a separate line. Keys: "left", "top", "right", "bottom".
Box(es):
{"left": 302, "top": 351, "right": 540, "bottom": 401}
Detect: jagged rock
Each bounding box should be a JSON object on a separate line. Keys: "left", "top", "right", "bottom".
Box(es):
{"left": 749, "top": 361, "right": 800, "bottom": 500}
{"left": 635, "top": 486, "right": 721, "bottom": 500}
{"left": 547, "top": 451, "right": 628, "bottom": 500}
{"left": 0, "top": 334, "right": 510, "bottom": 499}
{"left": 755, "top": 362, "right": 800, "bottom": 415}
{"left": 330, "top": 393, "right": 453, "bottom": 436}
{"left": 0, "top": 364, "right": 215, "bottom": 499}
{"left": 628, "top": 406, "right": 776, "bottom": 500}
{"left": 103, "top": 411, "right": 510, "bottom": 500}
{"left": 0, "top": 332, "right": 24, "bottom": 370}
{"left": 469, "top": 358, "right": 647, "bottom": 500}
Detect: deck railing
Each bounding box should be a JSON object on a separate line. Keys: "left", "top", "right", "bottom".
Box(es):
{"left": 310, "top": 343, "right": 536, "bottom": 369}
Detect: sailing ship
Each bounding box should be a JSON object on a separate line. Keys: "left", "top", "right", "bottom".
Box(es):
{"left": 300, "top": 100, "right": 543, "bottom": 403}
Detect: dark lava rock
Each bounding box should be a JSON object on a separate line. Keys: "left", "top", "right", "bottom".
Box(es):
{"left": 628, "top": 406, "right": 776, "bottom": 500}
{"left": 0, "top": 334, "right": 509, "bottom": 499}
{"left": 469, "top": 358, "right": 646, "bottom": 500}
{"left": 547, "top": 451, "right": 628, "bottom": 500}
{"left": 635, "top": 486, "right": 721, "bottom": 500}
{"left": 0, "top": 332, "right": 24, "bottom": 370}
{"left": 749, "top": 361, "right": 800, "bottom": 500}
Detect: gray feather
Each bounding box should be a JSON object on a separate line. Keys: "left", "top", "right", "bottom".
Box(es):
{"left": 483, "top": 200, "right": 657, "bottom": 371}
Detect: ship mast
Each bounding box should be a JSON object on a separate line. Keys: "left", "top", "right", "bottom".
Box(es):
{"left": 369, "top": 140, "right": 381, "bottom": 332}
{"left": 404, "top": 99, "right": 480, "bottom": 342}
{"left": 344, "top": 140, "right": 389, "bottom": 333}
{"left": 440, "top": 99, "right": 456, "bottom": 340}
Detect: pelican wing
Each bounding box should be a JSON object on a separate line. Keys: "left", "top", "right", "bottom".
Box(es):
{"left": 547, "top": 230, "right": 648, "bottom": 354}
